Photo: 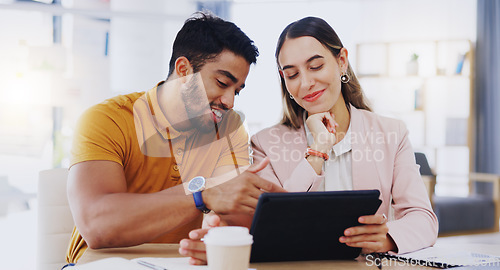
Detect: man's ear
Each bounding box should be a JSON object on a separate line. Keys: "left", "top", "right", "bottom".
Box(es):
{"left": 174, "top": 56, "right": 193, "bottom": 82}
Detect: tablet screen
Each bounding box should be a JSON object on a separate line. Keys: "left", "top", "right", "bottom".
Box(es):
{"left": 249, "top": 190, "right": 382, "bottom": 262}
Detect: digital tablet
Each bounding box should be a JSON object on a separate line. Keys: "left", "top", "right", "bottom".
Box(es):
{"left": 249, "top": 189, "right": 382, "bottom": 262}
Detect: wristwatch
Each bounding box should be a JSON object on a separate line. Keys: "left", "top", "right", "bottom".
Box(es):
{"left": 187, "top": 176, "right": 211, "bottom": 214}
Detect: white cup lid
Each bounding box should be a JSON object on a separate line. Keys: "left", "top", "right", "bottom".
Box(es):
{"left": 203, "top": 226, "right": 253, "bottom": 246}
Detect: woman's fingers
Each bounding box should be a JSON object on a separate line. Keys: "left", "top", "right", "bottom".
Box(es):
{"left": 344, "top": 224, "right": 389, "bottom": 238}
{"left": 358, "top": 214, "right": 387, "bottom": 225}
{"left": 344, "top": 214, "right": 389, "bottom": 237}
{"left": 306, "top": 112, "right": 337, "bottom": 148}
{"left": 340, "top": 229, "right": 387, "bottom": 243}
{"left": 323, "top": 112, "right": 338, "bottom": 133}
{"left": 339, "top": 214, "right": 390, "bottom": 253}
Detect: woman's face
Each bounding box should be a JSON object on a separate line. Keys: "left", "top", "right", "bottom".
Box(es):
{"left": 278, "top": 36, "right": 347, "bottom": 114}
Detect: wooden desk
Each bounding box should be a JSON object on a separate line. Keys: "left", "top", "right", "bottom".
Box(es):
{"left": 78, "top": 243, "right": 457, "bottom": 269}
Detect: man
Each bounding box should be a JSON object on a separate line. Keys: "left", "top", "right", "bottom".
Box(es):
{"left": 66, "top": 12, "right": 285, "bottom": 264}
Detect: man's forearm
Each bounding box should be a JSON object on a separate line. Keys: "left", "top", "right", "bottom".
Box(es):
{"left": 182, "top": 164, "right": 250, "bottom": 195}
{"left": 75, "top": 185, "right": 200, "bottom": 249}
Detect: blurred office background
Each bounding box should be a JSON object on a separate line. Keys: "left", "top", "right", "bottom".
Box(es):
{"left": 0, "top": 0, "right": 498, "bottom": 269}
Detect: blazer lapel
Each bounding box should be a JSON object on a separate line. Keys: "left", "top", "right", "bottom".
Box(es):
{"left": 350, "top": 105, "right": 383, "bottom": 192}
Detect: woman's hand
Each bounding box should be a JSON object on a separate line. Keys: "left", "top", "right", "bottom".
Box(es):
{"left": 304, "top": 112, "right": 338, "bottom": 175}
{"left": 178, "top": 214, "right": 226, "bottom": 265}
{"left": 305, "top": 112, "right": 338, "bottom": 152}
{"left": 339, "top": 214, "right": 397, "bottom": 254}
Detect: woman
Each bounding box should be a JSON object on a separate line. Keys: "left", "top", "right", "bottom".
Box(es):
{"left": 179, "top": 16, "right": 438, "bottom": 264}
{"left": 251, "top": 16, "right": 437, "bottom": 255}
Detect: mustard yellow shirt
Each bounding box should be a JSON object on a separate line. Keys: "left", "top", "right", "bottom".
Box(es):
{"left": 67, "top": 82, "right": 249, "bottom": 263}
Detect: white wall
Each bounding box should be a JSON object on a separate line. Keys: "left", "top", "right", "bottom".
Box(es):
{"left": 230, "top": 0, "right": 477, "bottom": 134}
{"left": 0, "top": 0, "right": 478, "bottom": 190}
{"left": 0, "top": 0, "right": 197, "bottom": 192}
{"left": 109, "top": 0, "right": 195, "bottom": 93}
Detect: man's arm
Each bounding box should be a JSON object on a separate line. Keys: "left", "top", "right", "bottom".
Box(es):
{"left": 67, "top": 160, "right": 199, "bottom": 249}
{"left": 178, "top": 157, "right": 286, "bottom": 265}
{"left": 200, "top": 164, "right": 260, "bottom": 228}
{"left": 68, "top": 159, "right": 285, "bottom": 249}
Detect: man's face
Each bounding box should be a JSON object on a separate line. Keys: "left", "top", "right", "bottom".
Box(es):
{"left": 181, "top": 50, "right": 250, "bottom": 133}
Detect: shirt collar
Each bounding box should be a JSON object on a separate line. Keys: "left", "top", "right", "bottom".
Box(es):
{"left": 332, "top": 123, "right": 351, "bottom": 157}
{"left": 146, "top": 81, "right": 182, "bottom": 140}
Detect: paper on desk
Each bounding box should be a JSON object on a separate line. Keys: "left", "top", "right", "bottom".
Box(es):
{"left": 67, "top": 257, "right": 257, "bottom": 270}
{"left": 67, "top": 257, "right": 148, "bottom": 269}
{"left": 395, "top": 246, "right": 500, "bottom": 267}
{"left": 132, "top": 257, "right": 256, "bottom": 270}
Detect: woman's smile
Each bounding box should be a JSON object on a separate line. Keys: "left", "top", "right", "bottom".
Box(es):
{"left": 303, "top": 89, "right": 325, "bottom": 102}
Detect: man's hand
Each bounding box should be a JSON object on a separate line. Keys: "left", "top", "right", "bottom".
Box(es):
{"left": 203, "top": 157, "right": 287, "bottom": 215}
{"left": 179, "top": 158, "right": 287, "bottom": 265}
{"left": 178, "top": 214, "right": 223, "bottom": 265}
{"left": 339, "top": 214, "right": 397, "bottom": 254}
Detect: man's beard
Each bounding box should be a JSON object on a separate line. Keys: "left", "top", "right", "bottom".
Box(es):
{"left": 180, "top": 74, "right": 221, "bottom": 133}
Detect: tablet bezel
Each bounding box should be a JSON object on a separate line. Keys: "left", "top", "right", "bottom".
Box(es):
{"left": 249, "top": 189, "right": 382, "bottom": 262}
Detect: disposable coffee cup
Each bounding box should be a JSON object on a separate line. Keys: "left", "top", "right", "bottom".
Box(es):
{"left": 204, "top": 226, "right": 253, "bottom": 270}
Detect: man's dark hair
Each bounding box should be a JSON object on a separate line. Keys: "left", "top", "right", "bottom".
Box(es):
{"left": 167, "top": 12, "right": 259, "bottom": 77}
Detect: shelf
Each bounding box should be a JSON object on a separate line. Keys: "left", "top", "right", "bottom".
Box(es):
{"left": 356, "top": 40, "right": 472, "bottom": 78}
{"left": 355, "top": 39, "right": 474, "bottom": 195}
{"left": 358, "top": 74, "right": 470, "bottom": 79}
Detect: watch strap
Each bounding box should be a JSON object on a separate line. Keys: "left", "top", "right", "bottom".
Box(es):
{"left": 193, "top": 191, "right": 211, "bottom": 214}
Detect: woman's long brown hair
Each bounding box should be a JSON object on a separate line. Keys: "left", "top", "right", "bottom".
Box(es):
{"left": 276, "top": 17, "right": 371, "bottom": 129}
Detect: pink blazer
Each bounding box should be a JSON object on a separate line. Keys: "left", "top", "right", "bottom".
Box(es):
{"left": 251, "top": 105, "right": 438, "bottom": 254}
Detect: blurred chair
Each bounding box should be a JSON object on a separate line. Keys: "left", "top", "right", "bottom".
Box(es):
{"left": 0, "top": 175, "right": 36, "bottom": 216}
{"left": 415, "top": 152, "right": 500, "bottom": 236}
{"left": 415, "top": 152, "right": 437, "bottom": 205}
{"left": 37, "top": 168, "right": 74, "bottom": 270}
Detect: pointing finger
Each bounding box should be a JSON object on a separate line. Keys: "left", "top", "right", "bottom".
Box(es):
{"left": 246, "top": 157, "right": 270, "bottom": 174}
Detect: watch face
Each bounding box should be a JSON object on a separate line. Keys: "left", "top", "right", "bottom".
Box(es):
{"left": 188, "top": 176, "right": 205, "bottom": 192}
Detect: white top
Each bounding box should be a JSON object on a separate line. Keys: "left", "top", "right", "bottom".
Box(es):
{"left": 304, "top": 114, "right": 353, "bottom": 191}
